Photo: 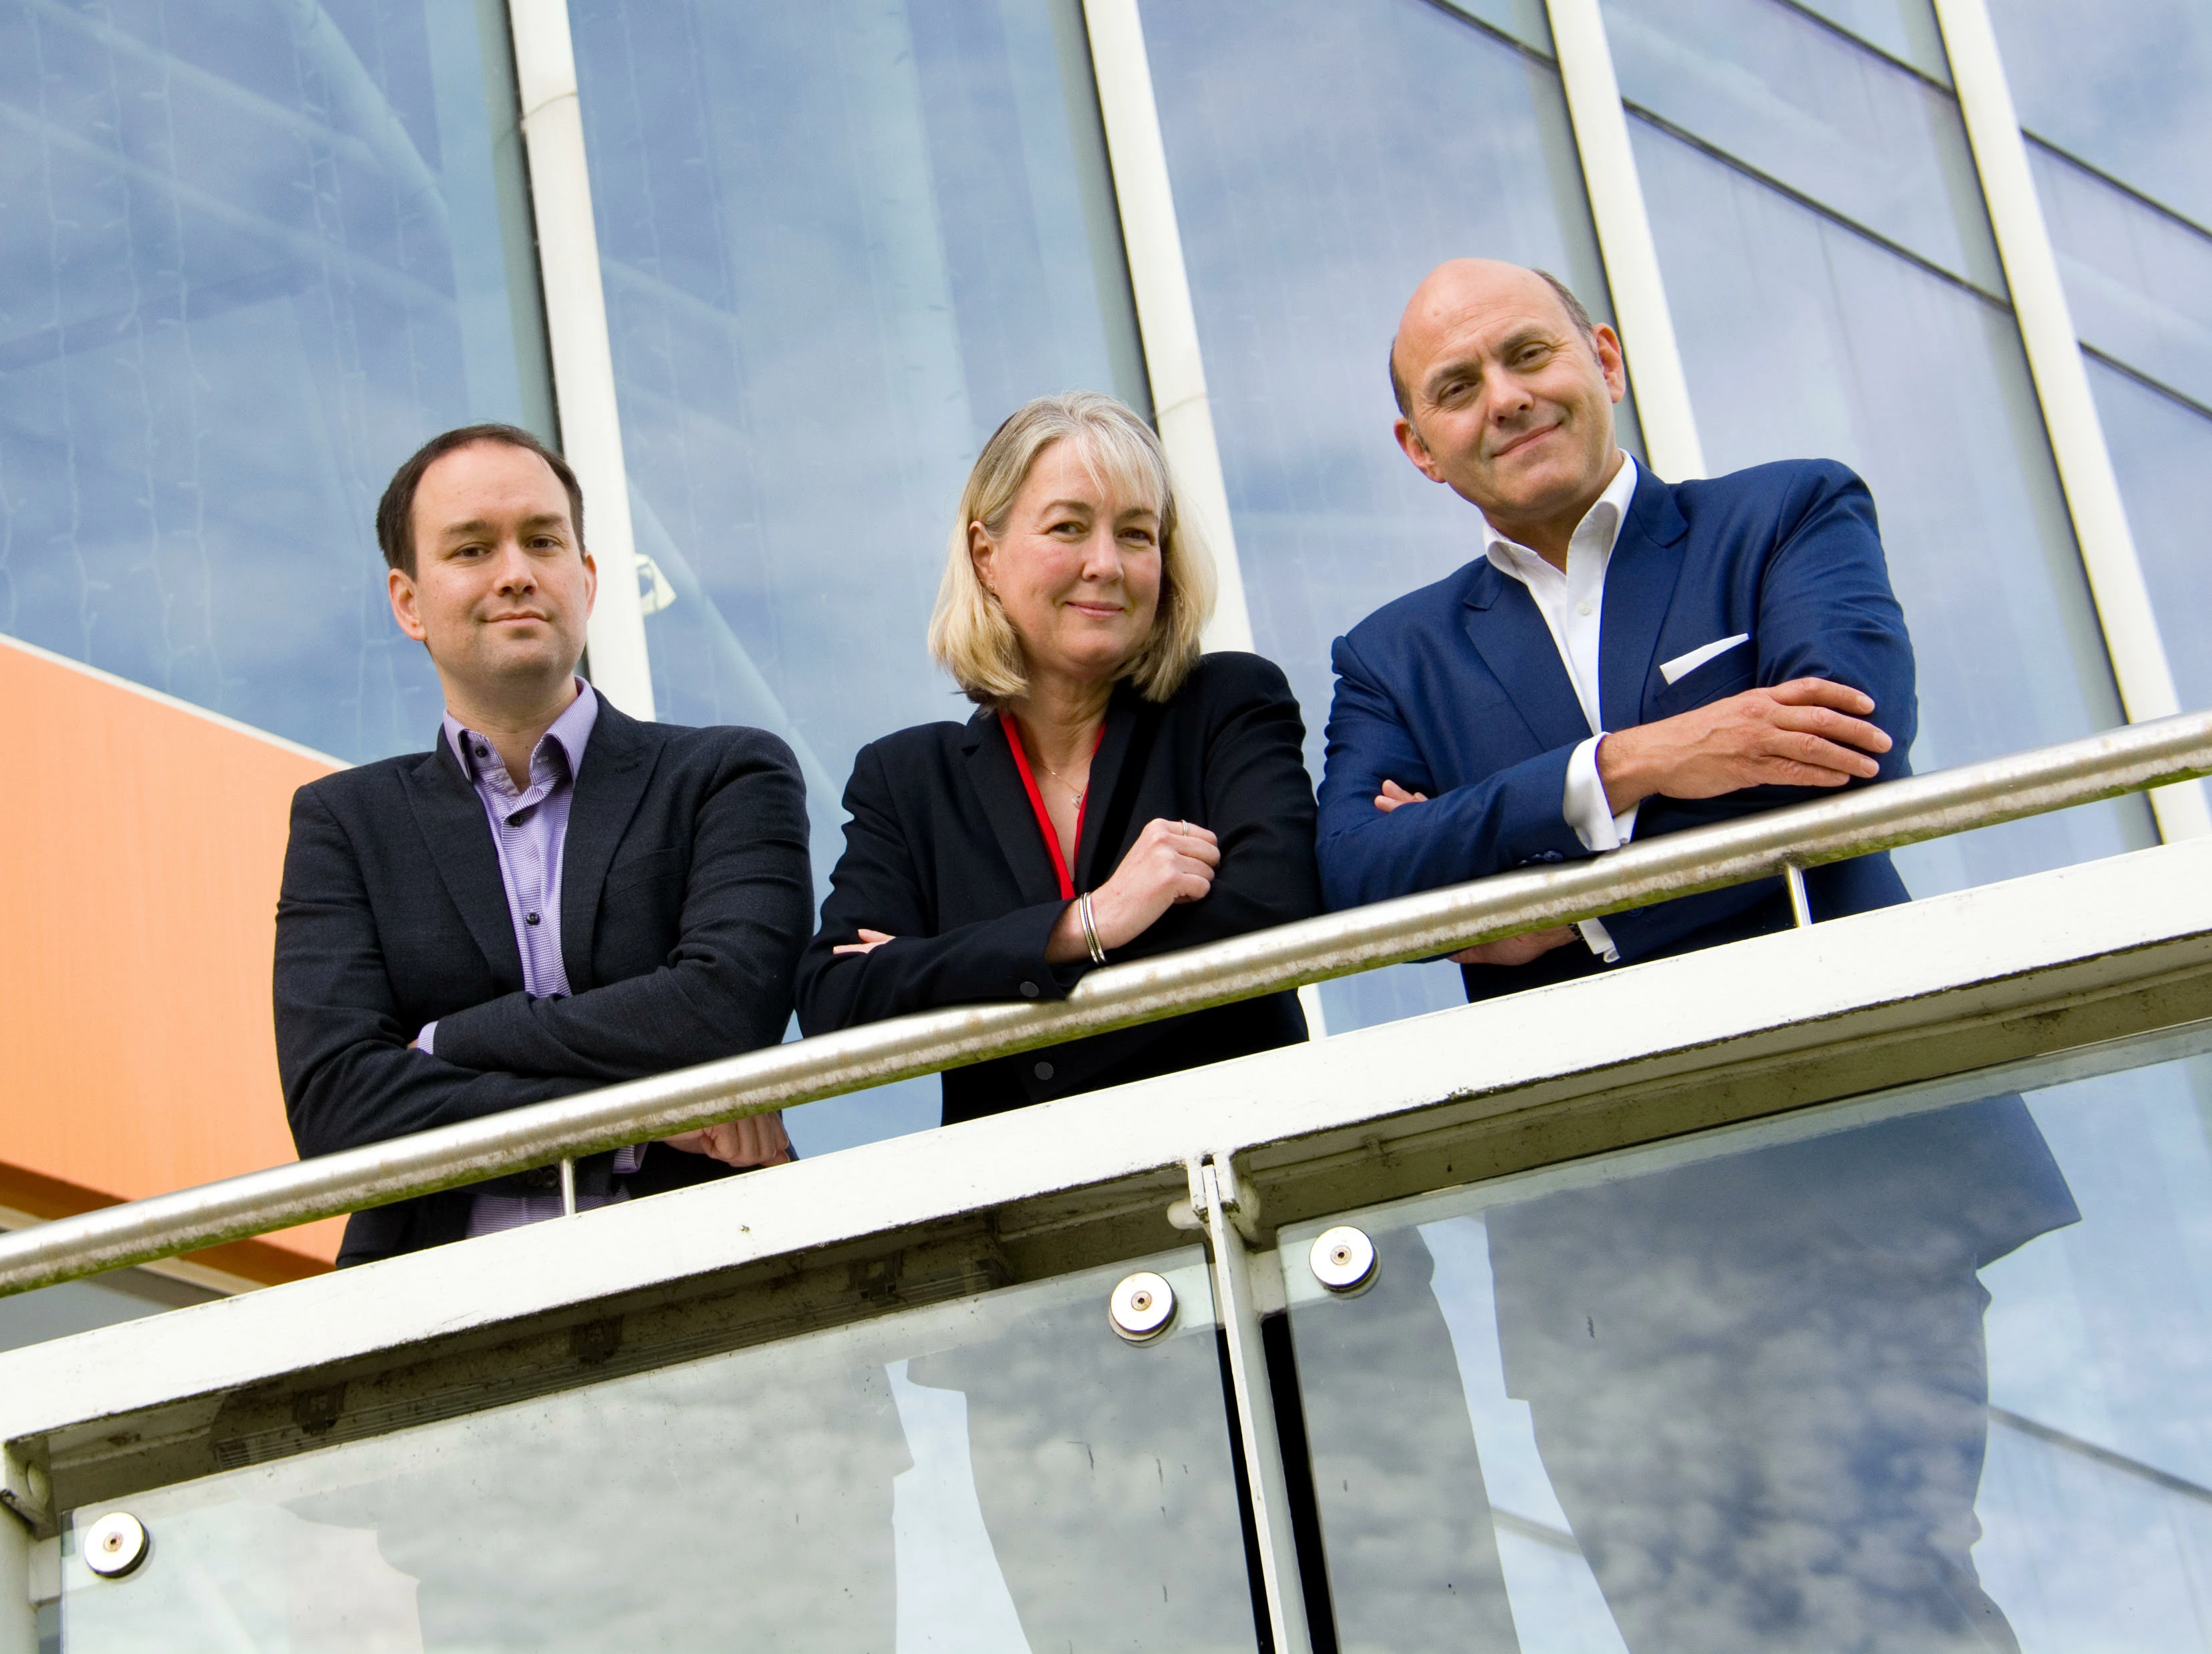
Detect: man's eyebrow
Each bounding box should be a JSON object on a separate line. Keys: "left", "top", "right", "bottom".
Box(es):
{"left": 1423, "top": 325, "right": 1557, "bottom": 395}
{"left": 435, "top": 512, "right": 569, "bottom": 541}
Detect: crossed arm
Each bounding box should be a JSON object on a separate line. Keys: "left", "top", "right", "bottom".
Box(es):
{"left": 279, "top": 741, "right": 812, "bottom": 1167}
{"left": 1318, "top": 470, "right": 1914, "bottom": 962}
{"left": 797, "top": 674, "right": 1319, "bottom": 1034}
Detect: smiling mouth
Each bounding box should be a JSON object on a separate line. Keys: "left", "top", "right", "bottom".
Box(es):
{"left": 1490, "top": 423, "right": 1560, "bottom": 460}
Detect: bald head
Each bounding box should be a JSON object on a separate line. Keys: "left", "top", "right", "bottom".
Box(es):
{"left": 1389, "top": 260, "right": 1598, "bottom": 417}
{"left": 1386, "top": 257, "right": 1628, "bottom": 563}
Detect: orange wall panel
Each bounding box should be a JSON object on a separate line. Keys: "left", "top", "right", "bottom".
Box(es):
{"left": 0, "top": 635, "right": 348, "bottom": 1273}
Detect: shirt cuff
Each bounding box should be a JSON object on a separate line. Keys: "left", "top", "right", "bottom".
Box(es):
{"left": 1564, "top": 735, "right": 1640, "bottom": 852}
{"left": 1564, "top": 736, "right": 1636, "bottom": 964}
{"left": 413, "top": 1020, "right": 437, "bottom": 1055}
{"left": 1576, "top": 918, "right": 1622, "bottom": 962}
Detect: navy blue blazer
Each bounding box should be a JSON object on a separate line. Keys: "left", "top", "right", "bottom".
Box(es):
{"left": 1318, "top": 458, "right": 1916, "bottom": 989}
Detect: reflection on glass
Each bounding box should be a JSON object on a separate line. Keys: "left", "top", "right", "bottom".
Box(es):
{"left": 1139, "top": 0, "right": 1627, "bottom": 1034}
{"left": 1285, "top": 1023, "right": 2212, "bottom": 1651}
{"left": 2089, "top": 363, "right": 2212, "bottom": 720}
{"left": 60, "top": 1250, "right": 1257, "bottom": 1651}
{"left": 0, "top": 0, "right": 550, "bottom": 763}
{"left": 1632, "top": 118, "right": 2155, "bottom": 895}
{"left": 568, "top": 0, "right": 1145, "bottom": 1152}
{"left": 2030, "top": 141, "right": 2212, "bottom": 411}
{"left": 1987, "top": 0, "right": 2212, "bottom": 231}
{"left": 1434, "top": 0, "right": 1555, "bottom": 53}
{"left": 1787, "top": 0, "right": 1951, "bottom": 82}
{"left": 1603, "top": 0, "right": 2001, "bottom": 291}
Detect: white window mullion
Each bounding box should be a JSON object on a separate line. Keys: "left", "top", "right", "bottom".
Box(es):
{"left": 506, "top": 0, "right": 656, "bottom": 722}
{"left": 1080, "top": 0, "right": 1255, "bottom": 658}
{"left": 1932, "top": 0, "right": 2207, "bottom": 841}
{"left": 1545, "top": 0, "right": 1706, "bottom": 484}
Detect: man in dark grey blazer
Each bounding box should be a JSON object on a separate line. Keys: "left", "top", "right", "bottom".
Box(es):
{"left": 275, "top": 424, "right": 811, "bottom": 1266}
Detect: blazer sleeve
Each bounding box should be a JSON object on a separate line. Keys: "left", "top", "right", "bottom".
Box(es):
{"left": 428, "top": 733, "right": 814, "bottom": 1081}
{"left": 1597, "top": 463, "right": 1916, "bottom": 960}
{"left": 1314, "top": 632, "right": 1586, "bottom": 912}
{"left": 794, "top": 742, "right": 1073, "bottom": 1036}
{"left": 1104, "top": 654, "right": 1322, "bottom": 960}
{"left": 276, "top": 786, "right": 590, "bottom": 1161}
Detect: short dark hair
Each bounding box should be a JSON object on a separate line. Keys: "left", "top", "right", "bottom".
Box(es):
{"left": 1389, "top": 268, "right": 1601, "bottom": 418}
{"left": 376, "top": 424, "right": 584, "bottom": 578}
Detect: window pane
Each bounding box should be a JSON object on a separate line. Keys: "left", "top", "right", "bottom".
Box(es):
{"left": 61, "top": 1250, "right": 1260, "bottom": 1651}
{"left": 1602, "top": 0, "right": 2003, "bottom": 292}
{"left": 1282, "top": 1024, "right": 2212, "bottom": 1650}
{"left": 1988, "top": 0, "right": 2212, "bottom": 231}
{"left": 1632, "top": 119, "right": 2155, "bottom": 894}
{"left": 1139, "top": 0, "right": 1626, "bottom": 1033}
{"left": 1788, "top": 0, "right": 1951, "bottom": 81}
{"left": 2089, "top": 362, "right": 2212, "bottom": 718}
{"left": 0, "top": 0, "right": 550, "bottom": 762}
{"left": 568, "top": 0, "right": 1147, "bottom": 1152}
{"left": 572, "top": 0, "right": 1143, "bottom": 802}
{"left": 2030, "top": 140, "right": 2212, "bottom": 410}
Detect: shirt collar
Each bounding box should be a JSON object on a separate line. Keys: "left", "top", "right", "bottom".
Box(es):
{"left": 444, "top": 678, "right": 600, "bottom": 787}
{"left": 1481, "top": 451, "right": 1640, "bottom": 582}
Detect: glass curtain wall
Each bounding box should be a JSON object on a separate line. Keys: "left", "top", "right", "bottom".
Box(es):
{"left": 566, "top": 0, "right": 1149, "bottom": 1152}
{"left": 1138, "top": 0, "right": 1634, "bottom": 1035}
{"left": 1987, "top": 0, "right": 2212, "bottom": 719}
{"left": 1602, "top": 0, "right": 2157, "bottom": 902}
{"left": 0, "top": 0, "right": 552, "bottom": 763}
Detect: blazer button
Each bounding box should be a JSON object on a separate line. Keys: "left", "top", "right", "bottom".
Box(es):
{"left": 1019, "top": 980, "right": 1040, "bottom": 998}
{"left": 1033, "top": 1060, "right": 1055, "bottom": 1081}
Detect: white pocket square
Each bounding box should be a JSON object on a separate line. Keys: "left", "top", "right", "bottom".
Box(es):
{"left": 1660, "top": 633, "right": 1751, "bottom": 686}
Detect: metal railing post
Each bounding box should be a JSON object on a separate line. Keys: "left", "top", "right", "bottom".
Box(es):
{"left": 1191, "top": 1156, "right": 1313, "bottom": 1653}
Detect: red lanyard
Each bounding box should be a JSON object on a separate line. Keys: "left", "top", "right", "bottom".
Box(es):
{"left": 1003, "top": 717, "right": 1099, "bottom": 900}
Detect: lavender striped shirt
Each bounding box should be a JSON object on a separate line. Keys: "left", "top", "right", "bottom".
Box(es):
{"left": 420, "top": 683, "right": 645, "bottom": 1236}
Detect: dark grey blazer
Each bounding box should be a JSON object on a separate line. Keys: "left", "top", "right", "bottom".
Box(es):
{"left": 275, "top": 698, "right": 811, "bottom": 1265}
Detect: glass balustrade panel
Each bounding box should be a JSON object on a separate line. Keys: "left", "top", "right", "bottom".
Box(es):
{"left": 1281, "top": 1021, "right": 2212, "bottom": 1653}
{"left": 58, "top": 1249, "right": 1258, "bottom": 1653}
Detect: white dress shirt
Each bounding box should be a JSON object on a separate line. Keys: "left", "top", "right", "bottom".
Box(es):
{"left": 1479, "top": 452, "right": 1642, "bottom": 961}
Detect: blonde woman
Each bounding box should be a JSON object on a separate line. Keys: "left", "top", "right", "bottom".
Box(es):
{"left": 795, "top": 391, "right": 1321, "bottom": 1123}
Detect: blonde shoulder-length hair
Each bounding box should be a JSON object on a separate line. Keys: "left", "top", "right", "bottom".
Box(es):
{"left": 929, "top": 391, "right": 1217, "bottom": 707}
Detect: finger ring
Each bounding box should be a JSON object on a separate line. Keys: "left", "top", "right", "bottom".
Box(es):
{"left": 1179, "top": 819, "right": 1189, "bottom": 835}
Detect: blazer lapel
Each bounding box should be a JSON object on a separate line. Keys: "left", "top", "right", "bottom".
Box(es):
{"left": 404, "top": 736, "right": 524, "bottom": 990}
{"left": 964, "top": 712, "right": 1065, "bottom": 905}
{"left": 1462, "top": 564, "right": 1594, "bottom": 752}
{"left": 1600, "top": 470, "right": 1693, "bottom": 730}
{"left": 1074, "top": 690, "right": 1148, "bottom": 889}
{"left": 560, "top": 701, "right": 660, "bottom": 990}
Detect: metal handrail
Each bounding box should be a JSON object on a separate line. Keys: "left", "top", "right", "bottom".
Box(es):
{"left": 3, "top": 712, "right": 2208, "bottom": 1297}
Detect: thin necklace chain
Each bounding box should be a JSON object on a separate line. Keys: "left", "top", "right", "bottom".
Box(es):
{"left": 1037, "top": 756, "right": 1086, "bottom": 805}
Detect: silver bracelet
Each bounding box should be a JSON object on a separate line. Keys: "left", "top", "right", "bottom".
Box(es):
{"left": 1079, "top": 891, "right": 1107, "bottom": 964}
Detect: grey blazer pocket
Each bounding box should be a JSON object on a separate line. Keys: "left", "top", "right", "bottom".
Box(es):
{"left": 603, "top": 846, "right": 686, "bottom": 895}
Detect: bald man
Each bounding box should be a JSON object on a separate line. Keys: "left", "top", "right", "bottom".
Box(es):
{"left": 1305, "top": 261, "right": 2075, "bottom": 1652}
{"left": 1322, "top": 257, "right": 1917, "bottom": 970}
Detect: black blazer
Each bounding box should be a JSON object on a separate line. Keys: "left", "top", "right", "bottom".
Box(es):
{"left": 796, "top": 653, "right": 1321, "bottom": 1124}
{"left": 275, "top": 698, "right": 812, "bottom": 1265}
